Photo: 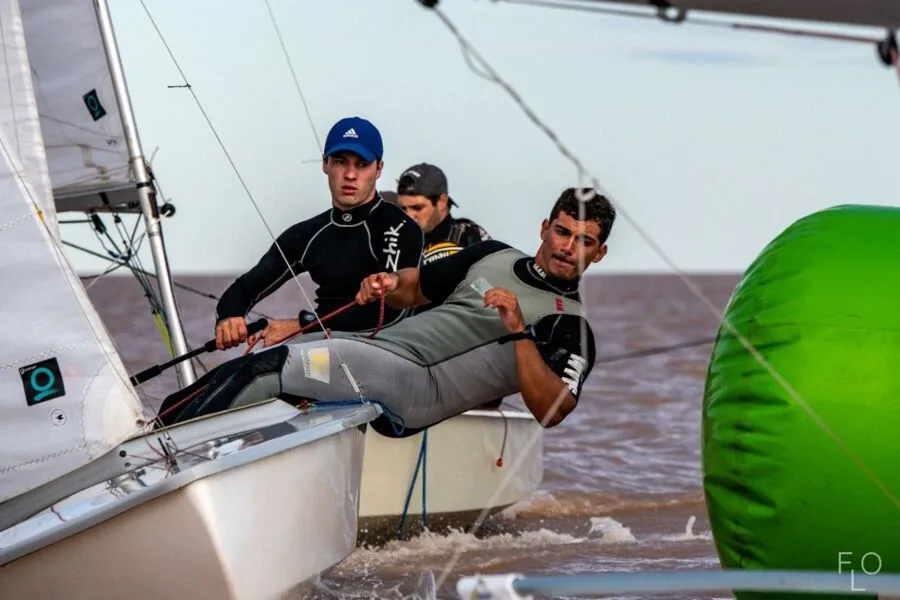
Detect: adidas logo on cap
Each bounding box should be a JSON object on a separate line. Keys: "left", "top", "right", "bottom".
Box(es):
{"left": 342, "top": 128, "right": 358, "bottom": 138}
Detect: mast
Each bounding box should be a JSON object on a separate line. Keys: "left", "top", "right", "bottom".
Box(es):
{"left": 93, "top": 0, "right": 196, "bottom": 386}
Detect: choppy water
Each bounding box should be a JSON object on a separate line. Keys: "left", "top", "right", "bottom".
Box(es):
{"left": 84, "top": 271, "right": 740, "bottom": 599}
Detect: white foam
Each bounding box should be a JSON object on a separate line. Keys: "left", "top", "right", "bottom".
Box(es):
{"left": 495, "top": 490, "right": 557, "bottom": 519}
{"left": 588, "top": 516, "right": 637, "bottom": 543}
{"left": 661, "top": 515, "right": 713, "bottom": 542}
{"left": 345, "top": 527, "right": 586, "bottom": 568}
{"left": 413, "top": 569, "right": 436, "bottom": 600}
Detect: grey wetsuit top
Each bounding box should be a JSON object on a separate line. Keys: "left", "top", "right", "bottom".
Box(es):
{"left": 326, "top": 241, "right": 598, "bottom": 424}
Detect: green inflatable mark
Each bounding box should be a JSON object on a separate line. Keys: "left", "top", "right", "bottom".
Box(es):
{"left": 702, "top": 204, "right": 900, "bottom": 600}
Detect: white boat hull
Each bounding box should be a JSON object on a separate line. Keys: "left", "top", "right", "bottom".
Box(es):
{"left": 357, "top": 409, "right": 543, "bottom": 545}
{"left": 0, "top": 401, "right": 378, "bottom": 600}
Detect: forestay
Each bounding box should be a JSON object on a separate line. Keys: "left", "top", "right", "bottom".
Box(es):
{"left": 0, "top": 0, "right": 147, "bottom": 508}
{"left": 16, "top": 0, "right": 139, "bottom": 215}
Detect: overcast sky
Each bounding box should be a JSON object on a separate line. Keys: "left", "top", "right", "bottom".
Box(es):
{"left": 62, "top": 0, "right": 900, "bottom": 275}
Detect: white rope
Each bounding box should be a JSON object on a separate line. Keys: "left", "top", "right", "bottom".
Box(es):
{"left": 262, "top": 0, "right": 323, "bottom": 152}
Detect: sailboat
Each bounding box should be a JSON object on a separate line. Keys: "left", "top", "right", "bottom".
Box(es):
{"left": 0, "top": 0, "right": 548, "bottom": 556}
{"left": 0, "top": 1, "right": 378, "bottom": 598}
{"left": 357, "top": 407, "right": 544, "bottom": 544}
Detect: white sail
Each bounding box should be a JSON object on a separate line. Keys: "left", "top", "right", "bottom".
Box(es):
{"left": 0, "top": 0, "right": 148, "bottom": 507}
{"left": 0, "top": 0, "right": 58, "bottom": 239}
{"left": 17, "top": 1, "right": 139, "bottom": 215}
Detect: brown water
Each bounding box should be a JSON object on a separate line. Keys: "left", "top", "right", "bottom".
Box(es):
{"left": 83, "top": 271, "right": 741, "bottom": 599}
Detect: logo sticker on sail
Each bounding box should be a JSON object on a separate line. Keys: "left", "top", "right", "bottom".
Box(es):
{"left": 83, "top": 89, "right": 107, "bottom": 121}
{"left": 300, "top": 348, "right": 330, "bottom": 384}
{"left": 19, "top": 357, "right": 65, "bottom": 406}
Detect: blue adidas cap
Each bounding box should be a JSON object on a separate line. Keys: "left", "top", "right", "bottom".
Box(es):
{"left": 323, "top": 116, "right": 383, "bottom": 163}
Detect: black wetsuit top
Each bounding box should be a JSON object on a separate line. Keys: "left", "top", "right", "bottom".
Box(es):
{"left": 413, "top": 214, "right": 491, "bottom": 319}
{"left": 422, "top": 214, "right": 491, "bottom": 266}
{"left": 216, "top": 195, "right": 424, "bottom": 333}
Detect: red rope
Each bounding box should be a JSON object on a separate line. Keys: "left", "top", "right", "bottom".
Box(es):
{"left": 268, "top": 296, "right": 386, "bottom": 347}
{"left": 495, "top": 407, "right": 509, "bottom": 468}
{"left": 271, "top": 300, "right": 359, "bottom": 346}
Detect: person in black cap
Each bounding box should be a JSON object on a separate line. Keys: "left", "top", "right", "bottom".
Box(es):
{"left": 156, "top": 117, "right": 424, "bottom": 426}
{"left": 379, "top": 190, "right": 399, "bottom": 205}
{"left": 396, "top": 163, "right": 491, "bottom": 267}
{"left": 396, "top": 163, "right": 504, "bottom": 409}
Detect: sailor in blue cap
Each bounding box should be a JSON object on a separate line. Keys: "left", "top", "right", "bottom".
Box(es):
{"left": 157, "top": 117, "right": 423, "bottom": 425}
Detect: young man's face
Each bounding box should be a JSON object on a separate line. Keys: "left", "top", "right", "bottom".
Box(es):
{"left": 538, "top": 211, "right": 607, "bottom": 280}
{"left": 323, "top": 151, "right": 382, "bottom": 209}
{"left": 398, "top": 194, "right": 447, "bottom": 233}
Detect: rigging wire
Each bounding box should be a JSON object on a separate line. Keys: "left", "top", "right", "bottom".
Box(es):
{"left": 60, "top": 239, "right": 275, "bottom": 321}
{"left": 418, "top": 0, "right": 900, "bottom": 592}
{"left": 72, "top": 210, "right": 211, "bottom": 374}
{"left": 138, "top": 0, "right": 369, "bottom": 403}
{"left": 262, "top": 0, "right": 323, "bottom": 153}
{"left": 494, "top": 0, "right": 883, "bottom": 45}
{"left": 595, "top": 335, "right": 715, "bottom": 364}
{"left": 493, "top": 0, "right": 900, "bottom": 84}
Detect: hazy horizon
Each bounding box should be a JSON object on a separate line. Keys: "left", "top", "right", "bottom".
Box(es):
{"left": 78, "top": 262, "right": 747, "bottom": 279}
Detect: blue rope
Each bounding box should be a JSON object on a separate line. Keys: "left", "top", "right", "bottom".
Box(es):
{"left": 397, "top": 430, "right": 428, "bottom": 540}
{"left": 421, "top": 429, "right": 428, "bottom": 529}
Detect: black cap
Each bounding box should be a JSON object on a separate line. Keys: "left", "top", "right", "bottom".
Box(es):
{"left": 397, "top": 163, "right": 458, "bottom": 207}
{"left": 379, "top": 190, "right": 399, "bottom": 205}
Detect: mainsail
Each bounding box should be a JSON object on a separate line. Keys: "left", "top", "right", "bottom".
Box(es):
{"left": 0, "top": 0, "right": 148, "bottom": 507}
{"left": 17, "top": 1, "right": 139, "bottom": 216}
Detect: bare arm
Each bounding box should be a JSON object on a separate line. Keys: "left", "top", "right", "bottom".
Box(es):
{"left": 384, "top": 268, "right": 430, "bottom": 309}
{"left": 357, "top": 268, "right": 430, "bottom": 309}
{"left": 512, "top": 339, "right": 576, "bottom": 427}
{"left": 485, "top": 288, "right": 591, "bottom": 429}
